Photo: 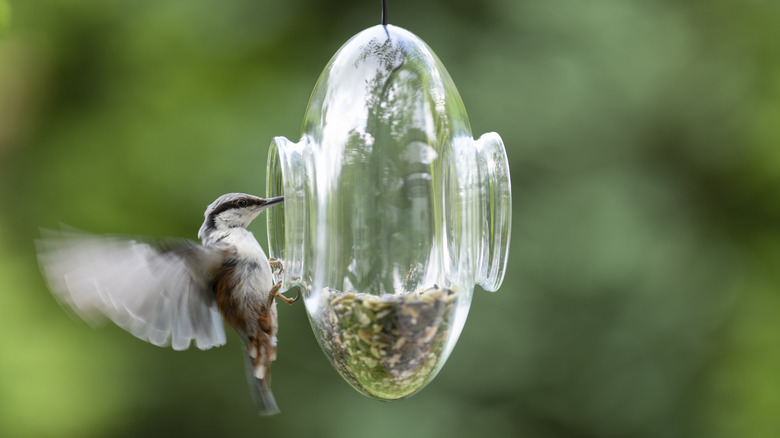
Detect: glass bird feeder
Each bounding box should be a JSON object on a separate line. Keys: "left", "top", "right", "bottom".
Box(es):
{"left": 266, "top": 24, "right": 511, "bottom": 400}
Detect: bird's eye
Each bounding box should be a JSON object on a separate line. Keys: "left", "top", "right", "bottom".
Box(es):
{"left": 237, "top": 199, "right": 248, "bottom": 208}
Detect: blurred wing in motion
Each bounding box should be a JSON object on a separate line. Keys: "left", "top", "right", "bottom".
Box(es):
{"left": 36, "top": 229, "right": 227, "bottom": 351}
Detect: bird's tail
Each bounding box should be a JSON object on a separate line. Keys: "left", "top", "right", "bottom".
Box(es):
{"left": 242, "top": 342, "right": 280, "bottom": 416}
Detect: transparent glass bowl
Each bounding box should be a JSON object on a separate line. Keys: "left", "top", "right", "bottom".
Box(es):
{"left": 266, "top": 24, "right": 511, "bottom": 400}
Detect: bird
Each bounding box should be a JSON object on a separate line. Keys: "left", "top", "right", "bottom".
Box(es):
{"left": 36, "top": 193, "right": 298, "bottom": 416}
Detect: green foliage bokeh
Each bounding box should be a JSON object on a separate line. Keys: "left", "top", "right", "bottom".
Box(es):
{"left": 1, "top": 1, "right": 779, "bottom": 437}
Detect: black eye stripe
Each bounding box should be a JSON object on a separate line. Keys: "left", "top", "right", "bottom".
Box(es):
{"left": 209, "top": 197, "right": 262, "bottom": 218}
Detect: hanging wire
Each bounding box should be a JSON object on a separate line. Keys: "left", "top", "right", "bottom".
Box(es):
{"left": 381, "top": 0, "right": 388, "bottom": 26}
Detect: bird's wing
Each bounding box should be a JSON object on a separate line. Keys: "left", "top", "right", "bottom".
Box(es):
{"left": 36, "top": 229, "right": 227, "bottom": 351}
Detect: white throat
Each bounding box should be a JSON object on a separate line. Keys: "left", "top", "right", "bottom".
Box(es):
{"left": 206, "top": 228, "right": 267, "bottom": 266}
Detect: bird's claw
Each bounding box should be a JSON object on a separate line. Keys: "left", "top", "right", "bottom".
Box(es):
{"left": 274, "top": 284, "right": 300, "bottom": 306}
{"left": 268, "top": 258, "right": 284, "bottom": 275}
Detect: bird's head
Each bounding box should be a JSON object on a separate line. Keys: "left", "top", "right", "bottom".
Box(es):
{"left": 198, "top": 193, "right": 284, "bottom": 241}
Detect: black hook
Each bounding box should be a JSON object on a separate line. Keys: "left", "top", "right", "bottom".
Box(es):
{"left": 381, "top": 0, "right": 388, "bottom": 26}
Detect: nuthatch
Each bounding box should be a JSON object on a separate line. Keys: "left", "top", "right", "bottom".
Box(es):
{"left": 36, "top": 193, "right": 297, "bottom": 415}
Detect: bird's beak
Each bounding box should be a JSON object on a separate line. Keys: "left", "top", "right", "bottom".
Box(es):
{"left": 262, "top": 196, "right": 284, "bottom": 207}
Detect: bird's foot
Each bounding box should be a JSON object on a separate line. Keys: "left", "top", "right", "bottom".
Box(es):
{"left": 269, "top": 281, "right": 300, "bottom": 306}
{"left": 268, "top": 258, "right": 284, "bottom": 275}
{"left": 276, "top": 287, "right": 300, "bottom": 306}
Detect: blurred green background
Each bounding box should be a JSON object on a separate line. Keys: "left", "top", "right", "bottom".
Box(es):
{"left": 2, "top": 0, "right": 779, "bottom": 437}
